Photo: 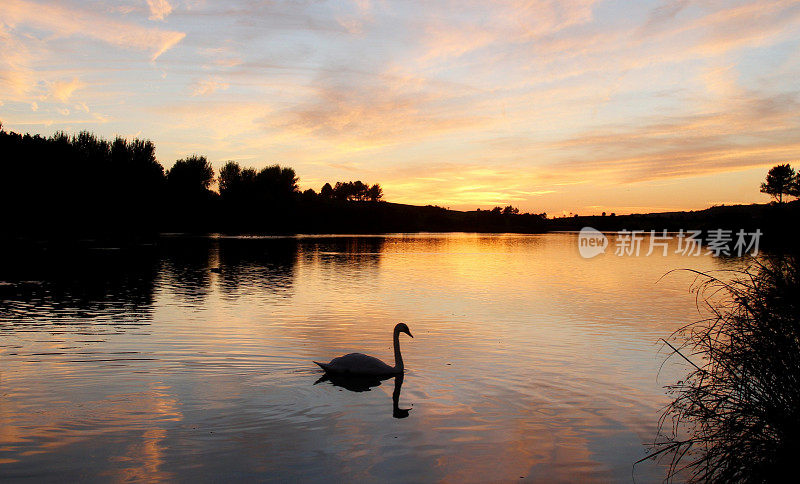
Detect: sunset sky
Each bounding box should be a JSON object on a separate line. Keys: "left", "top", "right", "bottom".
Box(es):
{"left": 2, "top": 0, "right": 799, "bottom": 215}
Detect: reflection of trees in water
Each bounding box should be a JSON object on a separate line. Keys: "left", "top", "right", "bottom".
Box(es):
{"left": 299, "top": 237, "right": 385, "bottom": 277}
{"left": 398, "top": 234, "right": 447, "bottom": 252}
{"left": 0, "top": 245, "right": 160, "bottom": 330}
{"left": 217, "top": 238, "right": 298, "bottom": 297}
{"left": 159, "top": 237, "right": 214, "bottom": 303}
{"left": 475, "top": 234, "right": 542, "bottom": 251}
{"left": 139, "top": 236, "right": 300, "bottom": 301}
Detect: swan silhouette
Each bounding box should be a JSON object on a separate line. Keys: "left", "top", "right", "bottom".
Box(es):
{"left": 314, "top": 323, "right": 413, "bottom": 376}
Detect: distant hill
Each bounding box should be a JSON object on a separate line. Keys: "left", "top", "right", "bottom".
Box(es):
{"left": 253, "top": 201, "right": 548, "bottom": 235}
{"left": 547, "top": 201, "right": 799, "bottom": 250}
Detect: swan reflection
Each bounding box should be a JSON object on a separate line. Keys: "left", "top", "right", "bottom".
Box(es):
{"left": 314, "top": 373, "right": 411, "bottom": 419}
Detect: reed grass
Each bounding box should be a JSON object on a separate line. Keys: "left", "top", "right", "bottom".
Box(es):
{"left": 644, "top": 255, "right": 800, "bottom": 482}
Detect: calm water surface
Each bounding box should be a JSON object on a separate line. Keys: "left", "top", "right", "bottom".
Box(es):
{"left": 0, "top": 233, "right": 745, "bottom": 482}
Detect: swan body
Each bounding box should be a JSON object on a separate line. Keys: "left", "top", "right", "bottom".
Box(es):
{"left": 315, "top": 353, "right": 396, "bottom": 375}
{"left": 314, "top": 323, "right": 413, "bottom": 376}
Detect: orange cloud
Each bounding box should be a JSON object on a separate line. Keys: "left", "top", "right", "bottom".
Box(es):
{"left": 0, "top": 0, "right": 185, "bottom": 61}
{"left": 273, "top": 70, "right": 487, "bottom": 147}
{"left": 49, "top": 77, "right": 85, "bottom": 103}
{"left": 147, "top": 0, "right": 173, "bottom": 21}
{"left": 190, "top": 77, "right": 230, "bottom": 96}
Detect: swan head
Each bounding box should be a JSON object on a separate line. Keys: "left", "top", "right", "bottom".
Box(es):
{"left": 395, "top": 322, "right": 413, "bottom": 338}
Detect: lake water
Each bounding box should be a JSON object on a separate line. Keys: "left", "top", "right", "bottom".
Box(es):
{"left": 0, "top": 233, "right": 745, "bottom": 482}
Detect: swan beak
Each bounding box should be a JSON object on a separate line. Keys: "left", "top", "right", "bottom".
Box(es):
{"left": 408, "top": 331, "right": 414, "bottom": 338}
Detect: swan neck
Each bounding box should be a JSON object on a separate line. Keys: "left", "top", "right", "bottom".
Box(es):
{"left": 393, "top": 328, "right": 403, "bottom": 371}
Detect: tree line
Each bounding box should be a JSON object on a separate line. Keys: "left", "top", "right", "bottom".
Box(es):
{"left": 0, "top": 125, "right": 547, "bottom": 237}
{"left": 0, "top": 126, "right": 389, "bottom": 234}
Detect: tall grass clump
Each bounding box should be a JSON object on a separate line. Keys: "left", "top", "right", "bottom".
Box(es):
{"left": 645, "top": 255, "right": 800, "bottom": 482}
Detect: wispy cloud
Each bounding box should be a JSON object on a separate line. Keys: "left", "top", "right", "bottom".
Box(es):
{"left": 0, "top": 23, "right": 34, "bottom": 98}
{"left": 49, "top": 78, "right": 85, "bottom": 102}
{"left": 190, "top": 77, "right": 229, "bottom": 96}
{"left": 147, "top": 0, "right": 173, "bottom": 21}
{"left": 0, "top": 0, "right": 185, "bottom": 61}
{"left": 544, "top": 89, "right": 800, "bottom": 183}
{"left": 274, "top": 69, "right": 486, "bottom": 147}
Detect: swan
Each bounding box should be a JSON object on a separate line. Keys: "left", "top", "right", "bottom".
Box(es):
{"left": 314, "top": 323, "right": 413, "bottom": 376}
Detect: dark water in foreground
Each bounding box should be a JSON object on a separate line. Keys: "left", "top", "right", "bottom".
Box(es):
{"left": 0, "top": 233, "right": 744, "bottom": 482}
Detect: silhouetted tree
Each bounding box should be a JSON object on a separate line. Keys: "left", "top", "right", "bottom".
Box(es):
{"left": 0, "top": 125, "right": 167, "bottom": 234}
{"left": 367, "top": 183, "right": 383, "bottom": 202}
{"left": 164, "top": 155, "right": 215, "bottom": 231}
{"left": 502, "top": 205, "right": 519, "bottom": 215}
{"left": 109, "top": 138, "right": 164, "bottom": 187}
{"left": 302, "top": 188, "right": 317, "bottom": 202}
{"left": 352, "top": 180, "right": 367, "bottom": 201}
{"left": 215, "top": 161, "right": 300, "bottom": 230}
{"left": 167, "top": 155, "right": 214, "bottom": 194}
{"left": 242, "top": 167, "right": 257, "bottom": 185}
{"left": 254, "top": 164, "right": 299, "bottom": 202}
{"left": 760, "top": 164, "right": 799, "bottom": 203}
{"left": 330, "top": 180, "right": 380, "bottom": 201}
{"left": 333, "top": 181, "right": 349, "bottom": 201}
{"left": 320, "top": 183, "right": 334, "bottom": 200}
{"left": 107, "top": 136, "right": 165, "bottom": 225}
{"left": 218, "top": 161, "right": 242, "bottom": 198}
